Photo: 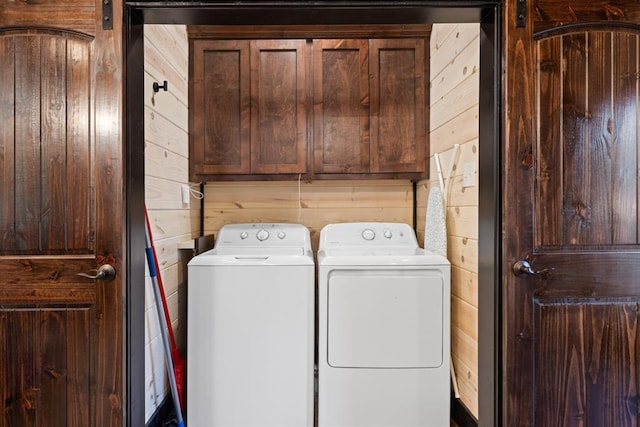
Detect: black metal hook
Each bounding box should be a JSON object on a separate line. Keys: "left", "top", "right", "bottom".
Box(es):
{"left": 153, "top": 80, "right": 168, "bottom": 93}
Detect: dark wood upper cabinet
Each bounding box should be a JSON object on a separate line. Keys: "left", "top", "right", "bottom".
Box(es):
{"left": 190, "top": 39, "right": 251, "bottom": 176}
{"left": 250, "top": 40, "right": 308, "bottom": 174}
{"left": 189, "top": 26, "right": 430, "bottom": 181}
{"left": 190, "top": 39, "right": 307, "bottom": 180}
{"left": 313, "top": 39, "right": 370, "bottom": 174}
{"left": 370, "top": 38, "right": 426, "bottom": 174}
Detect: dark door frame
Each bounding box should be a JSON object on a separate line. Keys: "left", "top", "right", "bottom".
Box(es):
{"left": 123, "top": 2, "right": 503, "bottom": 426}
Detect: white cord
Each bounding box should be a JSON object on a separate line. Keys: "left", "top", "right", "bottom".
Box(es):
{"left": 434, "top": 153, "right": 445, "bottom": 196}
{"left": 443, "top": 144, "right": 460, "bottom": 207}
{"left": 297, "top": 174, "right": 302, "bottom": 223}
{"left": 188, "top": 183, "right": 204, "bottom": 200}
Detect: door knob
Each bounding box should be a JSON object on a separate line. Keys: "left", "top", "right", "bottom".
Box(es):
{"left": 76, "top": 264, "right": 116, "bottom": 281}
{"left": 512, "top": 260, "right": 541, "bottom": 277}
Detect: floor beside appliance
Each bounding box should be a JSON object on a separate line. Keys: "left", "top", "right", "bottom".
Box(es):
{"left": 150, "top": 399, "right": 467, "bottom": 427}
{"left": 149, "top": 391, "right": 475, "bottom": 427}
{"left": 145, "top": 397, "right": 176, "bottom": 427}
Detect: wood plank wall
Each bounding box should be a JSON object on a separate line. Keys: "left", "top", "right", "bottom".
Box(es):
{"left": 203, "top": 180, "right": 414, "bottom": 249}
{"left": 419, "top": 23, "right": 480, "bottom": 418}
{"left": 143, "top": 25, "right": 197, "bottom": 422}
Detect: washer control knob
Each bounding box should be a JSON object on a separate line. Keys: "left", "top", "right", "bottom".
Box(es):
{"left": 362, "top": 229, "right": 376, "bottom": 241}
{"left": 277, "top": 231, "right": 286, "bottom": 240}
{"left": 383, "top": 230, "right": 393, "bottom": 239}
{"left": 256, "top": 229, "right": 270, "bottom": 241}
{"left": 240, "top": 231, "right": 249, "bottom": 240}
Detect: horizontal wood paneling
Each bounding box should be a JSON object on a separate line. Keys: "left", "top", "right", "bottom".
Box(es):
{"left": 449, "top": 236, "right": 478, "bottom": 273}
{"left": 145, "top": 108, "right": 189, "bottom": 158}
{"left": 426, "top": 23, "right": 480, "bottom": 419}
{"left": 204, "top": 180, "right": 413, "bottom": 250}
{"left": 145, "top": 25, "right": 189, "bottom": 106}
{"left": 430, "top": 30, "right": 479, "bottom": 103}
{"left": 430, "top": 67, "right": 479, "bottom": 131}
{"left": 430, "top": 23, "right": 479, "bottom": 79}
{"left": 452, "top": 265, "right": 478, "bottom": 308}
{"left": 430, "top": 106, "right": 479, "bottom": 155}
{"left": 143, "top": 25, "right": 194, "bottom": 422}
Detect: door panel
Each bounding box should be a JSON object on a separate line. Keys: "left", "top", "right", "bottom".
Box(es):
{"left": 0, "top": 308, "right": 91, "bottom": 426}
{"left": 0, "top": 0, "right": 124, "bottom": 425}
{"left": 534, "top": 300, "right": 639, "bottom": 426}
{"left": 536, "top": 31, "right": 639, "bottom": 250}
{"left": 2, "top": 31, "right": 92, "bottom": 255}
{"left": 504, "top": 0, "right": 640, "bottom": 423}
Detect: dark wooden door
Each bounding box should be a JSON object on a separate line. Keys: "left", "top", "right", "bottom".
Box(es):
{"left": 504, "top": 0, "right": 640, "bottom": 424}
{"left": 0, "top": 1, "right": 124, "bottom": 425}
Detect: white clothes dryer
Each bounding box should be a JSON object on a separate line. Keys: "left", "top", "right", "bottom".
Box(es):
{"left": 317, "top": 222, "right": 450, "bottom": 427}
{"left": 187, "top": 223, "right": 315, "bottom": 427}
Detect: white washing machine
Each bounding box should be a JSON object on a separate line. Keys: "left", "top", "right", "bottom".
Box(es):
{"left": 317, "top": 222, "right": 450, "bottom": 427}
{"left": 187, "top": 223, "right": 315, "bottom": 427}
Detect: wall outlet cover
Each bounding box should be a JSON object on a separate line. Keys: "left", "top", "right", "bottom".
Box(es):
{"left": 181, "top": 183, "right": 190, "bottom": 205}
{"left": 463, "top": 161, "right": 475, "bottom": 188}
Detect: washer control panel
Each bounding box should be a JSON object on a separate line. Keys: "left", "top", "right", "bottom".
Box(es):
{"left": 216, "top": 223, "right": 310, "bottom": 248}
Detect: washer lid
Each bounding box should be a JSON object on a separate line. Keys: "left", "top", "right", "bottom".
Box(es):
{"left": 188, "top": 223, "right": 314, "bottom": 266}
{"left": 188, "top": 248, "right": 314, "bottom": 266}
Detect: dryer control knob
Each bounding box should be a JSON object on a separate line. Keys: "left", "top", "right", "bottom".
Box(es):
{"left": 240, "top": 231, "right": 249, "bottom": 240}
{"left": 362, "top": 229, "right": 376, "bottom": 240}
{"left": 256, "top": 229, "right": 270, "bottom": 241}
{"left": 383, "top": 230, "right": 393, "bottom": 239}
{"left": 277, "top": 231, "right": 286, "bottom": 240}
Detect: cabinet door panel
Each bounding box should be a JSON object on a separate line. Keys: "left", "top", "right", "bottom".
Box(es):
{"left": 313, "top": 39, "right": 370, "bottom": 173}
{"left": 370, "top": 39, "right": 426, "bottom": 173}
{"left": 190, "top": 40, "right": 250, "bottom": 176}
{"left": 251, "top": 40, "right": 307, "bottom": 174}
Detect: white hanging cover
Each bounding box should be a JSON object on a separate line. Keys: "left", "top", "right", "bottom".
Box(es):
{"left": 424, "top": 186, "right": 447, "bottom": 257}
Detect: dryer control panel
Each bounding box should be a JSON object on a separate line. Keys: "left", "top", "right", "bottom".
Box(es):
{"left": 320, "top": 222, "right": 419, "bottom": 248}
